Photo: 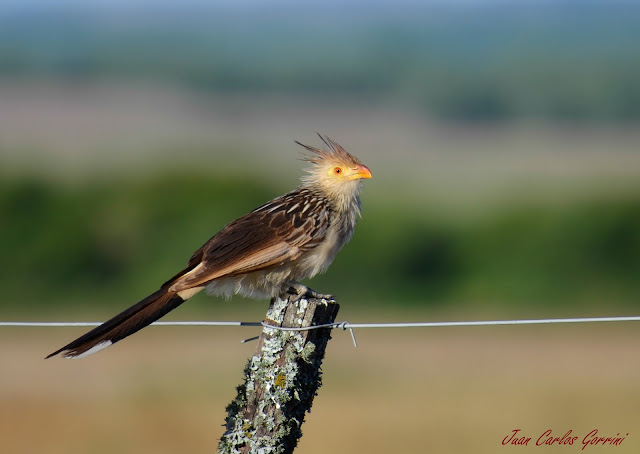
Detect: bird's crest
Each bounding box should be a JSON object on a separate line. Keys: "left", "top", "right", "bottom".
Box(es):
{"left": 295, "top": 133, "right": 361, "bottom": 168}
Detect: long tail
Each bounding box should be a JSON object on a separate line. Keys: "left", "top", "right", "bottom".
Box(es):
{"left": 46, "top": 288, "right": 192, "bottom": 359}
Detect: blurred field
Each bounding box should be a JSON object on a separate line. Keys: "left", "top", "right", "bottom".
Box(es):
{"left": 2, "top": 317, "right": 640, "bottom": 454}
{"left": 3, "top": 82, "right": 640, "bottom": 200}
{"left": 2, "top": 82, "right": 640, "bottom": 312}
{"left": 2, "top": 80, "right": 639, "bottom": 454}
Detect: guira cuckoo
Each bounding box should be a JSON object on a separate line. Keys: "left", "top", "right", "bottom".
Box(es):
{"left": 47, "top": 134, "right": 371, "bottom": 358}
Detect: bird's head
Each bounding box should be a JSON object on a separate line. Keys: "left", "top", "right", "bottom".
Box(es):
{"left": 296, "top": 135, "right": 372, "bottom": 204}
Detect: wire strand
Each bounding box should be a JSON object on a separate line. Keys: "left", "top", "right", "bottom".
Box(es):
{"left": 0, "top": 321, "right": 262, "bottom": 327}
{"left": 2, "top": 315, "right": 640, "bottom": 329}
{"left": 4, "top": 316, "right": 639, "bottom": 349}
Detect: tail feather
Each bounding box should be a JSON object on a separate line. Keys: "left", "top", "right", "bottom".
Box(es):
{"left": 46, "top": 288, "right": 187, "bottom": 359}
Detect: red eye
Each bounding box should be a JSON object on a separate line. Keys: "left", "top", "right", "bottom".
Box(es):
{"left": 334, "top": 167, "right": 342, "bottom": 174}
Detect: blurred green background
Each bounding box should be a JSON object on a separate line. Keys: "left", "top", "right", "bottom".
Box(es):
{"left": 2, "top": 1, "right": 640, "bottom": 454}
{"left": 1, "top": 0, "right": 639, "bottom": 315}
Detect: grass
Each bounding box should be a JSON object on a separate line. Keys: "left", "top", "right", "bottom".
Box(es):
{"left": 2, "top": 310, "right": 640, "bottom": 454}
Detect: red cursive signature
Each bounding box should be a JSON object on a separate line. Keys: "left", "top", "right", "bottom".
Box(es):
{"left": 502, "top": 429, "right": 628, "bottom": 449}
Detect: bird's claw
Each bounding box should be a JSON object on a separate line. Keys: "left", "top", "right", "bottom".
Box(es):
{"left": 282, "top": 282, "right": 335, "bottom": 304}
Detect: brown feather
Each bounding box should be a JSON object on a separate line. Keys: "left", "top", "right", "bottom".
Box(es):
{"left": 46, "top": 289, "right": 186, "bottom": 358}
{"left": 169, "top": 189, "right": 331, "bottom": 291}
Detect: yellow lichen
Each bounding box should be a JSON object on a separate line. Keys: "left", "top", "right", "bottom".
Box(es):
{"left": 274, "top": 373, "right": 286, "bottom": 389}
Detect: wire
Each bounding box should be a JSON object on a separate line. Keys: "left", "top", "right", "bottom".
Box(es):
{"left": 335, "top": 315, "right": 640, "bottom": 328}
{"left": 2, "top": 315, "right": 640, "bottom": 329}
{"left": 3, "top": 315, "right": 639, "bottom": 348}
{"left": 0, "top": 321, "right": 262, "bottom": 327}
{"left": 259, "top": 316, "right": 640, "bottom": 347}
{"left": 4, "top": 315, "right": 639, "bottom": 348}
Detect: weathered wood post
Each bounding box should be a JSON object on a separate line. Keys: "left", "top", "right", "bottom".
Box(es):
{"left": 218, "top": 294, "right": 340, "bottom": 454}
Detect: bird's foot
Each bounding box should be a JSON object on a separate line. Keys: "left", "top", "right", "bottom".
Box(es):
{"left": 281, "top": 282, "right": 335, "bottom": 304}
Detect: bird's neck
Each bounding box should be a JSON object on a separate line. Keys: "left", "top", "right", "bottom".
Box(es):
{"left": 305, "top": 181, "right": 362, "bottom": 220}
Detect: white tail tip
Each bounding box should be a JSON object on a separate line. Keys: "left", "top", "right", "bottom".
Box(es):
{"left": 64, "top": 340, "right": 113, "bottom": 359}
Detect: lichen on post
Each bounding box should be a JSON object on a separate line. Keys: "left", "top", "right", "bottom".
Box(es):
{"left": 218, "top": 295, "right": 340, "bottom": 454}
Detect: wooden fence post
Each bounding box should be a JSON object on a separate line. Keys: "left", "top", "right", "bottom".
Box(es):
{"left": 218, "top": 295, "right": 340, "bottom": 454}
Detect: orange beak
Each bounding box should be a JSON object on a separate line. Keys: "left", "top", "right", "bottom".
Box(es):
{"left": 349, "top": 164, "right": 373, "bottom": 180}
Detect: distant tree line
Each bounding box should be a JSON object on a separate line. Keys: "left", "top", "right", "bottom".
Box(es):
{"left": 1, "top": 3, "right": 639, "bottom": 122}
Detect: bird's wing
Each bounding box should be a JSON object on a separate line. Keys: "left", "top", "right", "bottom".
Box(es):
{"left": 169, "top": 192, "right": 331, "bottom": 291}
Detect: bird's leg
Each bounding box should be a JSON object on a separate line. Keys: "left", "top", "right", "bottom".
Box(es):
{"left": 281, "top": 281, "right": 335, "bottom": 303}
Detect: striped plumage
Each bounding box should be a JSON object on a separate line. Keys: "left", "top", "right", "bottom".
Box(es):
{"left": 47, "top": 134, "right": 371, "bottom": 359}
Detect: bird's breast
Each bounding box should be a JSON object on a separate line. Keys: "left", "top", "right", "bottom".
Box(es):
{"left": 295, "top": 212, "right": 356, "bottom": 280}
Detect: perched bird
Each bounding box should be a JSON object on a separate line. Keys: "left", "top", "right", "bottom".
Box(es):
{"left": 47, "top": 134, "right": 372, "bottom": 359}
